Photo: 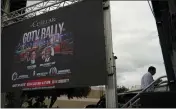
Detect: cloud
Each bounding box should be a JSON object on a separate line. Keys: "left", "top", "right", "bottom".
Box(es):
{"left": 110, "top": 1, "right": 166, "bottom": 88}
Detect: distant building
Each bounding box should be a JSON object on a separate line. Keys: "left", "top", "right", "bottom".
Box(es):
{"left": 130, "top": 85, "right": 141, "bottom": 91}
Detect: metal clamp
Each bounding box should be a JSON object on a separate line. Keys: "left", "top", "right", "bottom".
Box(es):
{"left": 108, "top": 73, "right": 114, "bottom": 76}
{"left": 103, "top": 1, "right": 110, "bottom": 10}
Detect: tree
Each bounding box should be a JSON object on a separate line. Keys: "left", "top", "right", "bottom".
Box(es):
{"left": 117, "top": 86, "right": 129, "bottom": 93}
{"left": 5, "top": 92, "right": 15, "bottom": 108}
{"left": 6, "top": 87, "right": 91, "bottom": 108}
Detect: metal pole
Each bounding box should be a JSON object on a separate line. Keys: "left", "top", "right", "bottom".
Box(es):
{"left": 0, "top": 0, "right": 2, "bottom": 107}
{"left": 169, "top": 0, "right": 176, "bottom": 86}
{"left": 103, "top": 0, "right": 117, "bottom": 108}
{"left": 1, "top": 0, "right": 11, "bottom": 107}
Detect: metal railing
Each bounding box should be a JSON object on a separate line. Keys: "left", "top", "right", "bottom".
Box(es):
{"left": 122, "top": 75, "right": 167, "bottom": 108}
{"left": 154, "top": 80, "right": 169, "bottom": 92}
{"left": 128, "top": 98, "right": 140, "bottom": 108}
{"left": 128, "top": 81, "right": 169, "bottom": 108}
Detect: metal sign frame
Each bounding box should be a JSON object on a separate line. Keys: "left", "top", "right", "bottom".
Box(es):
{"left": 1, "top": 0, "right": 81, "bottom": 27}
{"left": 1, "top": 0, "right": 117, "bottom": 108}
{"left": 103, "top": 0, "right": 117, "bottom": 108}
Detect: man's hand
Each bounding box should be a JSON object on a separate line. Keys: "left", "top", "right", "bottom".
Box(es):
{"left": 154, "top": 79, "right": 162, "bottom": 86}
{"left": 157, "top": 79, "right": 162, "bottom": 83}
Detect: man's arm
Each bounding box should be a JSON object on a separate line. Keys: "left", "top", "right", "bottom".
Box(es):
{"left": 148, "top": 75, "right": 154, "bottom": 84}
{"left": 146, "top": 75, "right": 155, "bottom": 91}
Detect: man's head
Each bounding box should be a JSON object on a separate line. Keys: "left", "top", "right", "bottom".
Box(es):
{"left": 148, "top": 66, "right": 156, "bottom": 75}
{"left": 24, "top": 53, "right": 27, "bottom": 59}
{"left": 31, "top": 50, "right": 36, "bottom": 60}
{"left": 24, "top": 52, "right": 30, "bottom": 60}
{"left": 41, "top": 50, "right": 45, "bottom": 59}
{"left": 45, "top": 47, "right": 51, "bottom": 58}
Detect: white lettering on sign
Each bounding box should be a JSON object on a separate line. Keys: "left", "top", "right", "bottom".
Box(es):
{"left": 23, "top": 22, "right": 64, "bottom": 44}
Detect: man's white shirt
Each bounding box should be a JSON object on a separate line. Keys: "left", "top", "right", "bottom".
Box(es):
{"left": 141, "top": 72, "right": 154, "bottom": 92}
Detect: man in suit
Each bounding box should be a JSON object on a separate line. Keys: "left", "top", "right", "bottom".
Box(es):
{"left": 44, "top": 47, "right": 54, "bottom": 63}
{"left": 30, "top": 50, "right": 37, "bottom": 65}
{"left": 24, "top": 51, "right": 30, "bottom": 62}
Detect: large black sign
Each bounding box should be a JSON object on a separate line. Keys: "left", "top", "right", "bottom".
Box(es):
{"left": 2, "top": 0, "right": 107, "bottom": 92}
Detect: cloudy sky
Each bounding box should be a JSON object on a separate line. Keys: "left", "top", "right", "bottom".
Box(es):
{"left": 110, "top": 1, "right": 166, "bottom": 88}
{"left": 27, "top": 1, "right": 166, "bottom": 88}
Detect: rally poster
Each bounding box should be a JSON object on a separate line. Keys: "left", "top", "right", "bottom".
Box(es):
{"left": 2, "top": 0, "right": 107, "bottom": 92}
